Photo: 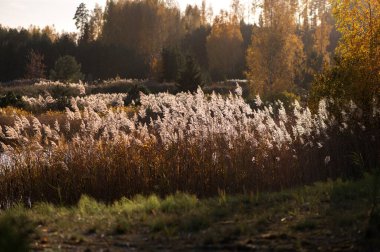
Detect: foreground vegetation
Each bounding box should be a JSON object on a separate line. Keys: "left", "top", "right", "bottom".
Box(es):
{"left": 0, "top": 0, "right": 378, "bottom": 250}
{"left": 0, "top": 80, "right": 377, "bottom": 251}
{"left": 1, "top": 174, "right": 379, "bottom": 251}
{"left": 0, "top": 81, "right": 378, "bottom": 206}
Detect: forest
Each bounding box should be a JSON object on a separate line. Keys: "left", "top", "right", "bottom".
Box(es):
{"left": 0, "top": 0, "right": 339, "bottom": 87}
{"left": 0, "top": 0, "right": 379, "bottom": 251}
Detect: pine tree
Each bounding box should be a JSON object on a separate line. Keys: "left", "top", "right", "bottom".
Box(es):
{"left": 74, "top": 3, "right": 90, "bottom": 42}
{"left": 177, "top": 55, "right": 203, "bottom": 92}
{"left": 160, "top": 47, "right": 184, "bottom": 82}
{"left": 50, "top": 55, "right": 84, "bottom": 82}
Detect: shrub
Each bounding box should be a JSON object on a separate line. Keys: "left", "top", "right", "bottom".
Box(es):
{"left": 24, "top": 50, "right": 46, "bottom": 79}
{"left": 0, "top": 92, "right": 23, "bottom": 108}
{"left": 0, "top": 212, "right": 35, "bottom": 252}
{"left": 160, "top": 47, "right": 184, "bottom": 83}
{"left": 124, "top": 84, "right": 150, "bottom": 105}
{"left": 177, "top": 55, "right": 204, "bottom": 92}
{"left": 50, "top": 55, "right": 84, "bottom": 83}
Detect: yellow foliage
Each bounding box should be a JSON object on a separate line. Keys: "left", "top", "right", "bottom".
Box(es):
{"left": 245, "top": 0, "right": 304, "bottom": 98}
{"left": 0, "top": 107, "right": 31, "bottom": 117}
{"left": 333, "top": 0, "right": 380, "bottom": 72}
{"left": 206, "top": 11, "right": 243, "bottom": 79}
{"left": 246, "top": 29, "right": 304, "bottom": 97}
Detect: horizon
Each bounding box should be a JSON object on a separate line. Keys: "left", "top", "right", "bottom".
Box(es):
{"left": 0, "top": 0, "right": 252, "bottom": 33}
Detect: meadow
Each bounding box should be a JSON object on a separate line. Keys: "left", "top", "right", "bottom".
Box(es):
{"left": 2, "top": 174, "right": 379, "bottom": 251}
{"left": 0, "top": 80, "right": 379, "bottom": 250}
{"left": 0, "top": 80, "right": 378, "bottom": 206}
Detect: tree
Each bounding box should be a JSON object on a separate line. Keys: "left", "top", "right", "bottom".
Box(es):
{"left": 160, "top": 47, "right": 184, "bottom": 82}
{"left": 41, "top": 26, "right": 58, "bottom": 42}
{"left": 101, "top": 0, "right": 182, "bottom": 60}
{"left": 181, "top": 26, "right": 211, "bottom": 70}
{"left": 50, "top": 55, "right": 84, "bottom": 82}
{"left": 183, "top": 5, "right": 202, "bottom": 33}
{"left": 313, "top": 0, "right": 333, "bottom": 66}
{"left": 25, "top": 50, "right": 46, "bottom": 79}
{"left": 246, "top": 0, "right": 304, "bottom": 97}
{"left": 88, "top": 4, "right": 104, "bottom": 41}
{"left": 207, "top": 11, "right": 244, "bottom": 80}
{"left": 300, "top": 0, "right": 333, "bottom": 89}
{"left": 231, "top": 0, "right": 244, "bottom": 21}
{"left": 201, "top": 0, "right": 207, "bottom": 25}
{"left": 74, "top": 3, "right": 90, "bottom": 41}
{"left": 177, "top": 55, "right": 204, "bottom": 92}
{"left": 333, "top": 0, "right": 380, "bottom": 74}
{"left": 310, "top": 0, "right": 380, "bottom": 111}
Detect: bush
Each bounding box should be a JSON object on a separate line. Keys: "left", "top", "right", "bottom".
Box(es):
{"left": 0, "top": 212, "right": 35, "bottom": 252}
{"left": 177, "top": 55, "right": 204, "bottom": 92}
{"left": 160, "top": 47, "right": 184, "bottom": 83}
{"left": 309, "top": 57, "right": 380, "bottom": 115}
{"left": 0, "top": 92, "right": 23, "bottom": 108}
{"left": 50, "top": 55, "right": 84, "bottom": 83}
{"left": 261, "top": 91, "right": 300, "bottom": 109}
{"left": 124, "top": 84, "right": 150, "bottom": 105}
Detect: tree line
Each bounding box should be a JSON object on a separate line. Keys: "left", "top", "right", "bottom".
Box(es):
{"left": 0, "top": 0, "right": 378, "bottom": 107}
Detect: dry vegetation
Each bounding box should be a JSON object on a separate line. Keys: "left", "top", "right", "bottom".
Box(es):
{"left": 0, "top": 81, "right": 379, "bottom": 207}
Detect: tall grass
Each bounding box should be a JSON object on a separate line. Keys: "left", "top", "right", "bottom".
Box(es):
{"left": 0, "top": 85, "right": 379, "bottom": 206}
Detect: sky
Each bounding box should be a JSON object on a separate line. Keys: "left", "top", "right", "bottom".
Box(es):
{"left": 0, "top": 0, "right": 237, "bottom": 33}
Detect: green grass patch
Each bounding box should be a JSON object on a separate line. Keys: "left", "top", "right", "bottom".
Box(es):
{"left": 1, "top": 174, "right": 379, "bottom": 251}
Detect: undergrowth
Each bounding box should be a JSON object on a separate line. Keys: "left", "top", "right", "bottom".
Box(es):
{"left": 1, "top": 174, "right": 378, "bottom": 251}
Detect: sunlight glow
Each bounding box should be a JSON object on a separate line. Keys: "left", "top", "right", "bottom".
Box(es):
{"left": 0, "top": 0, "right": 236, "bottom": 33}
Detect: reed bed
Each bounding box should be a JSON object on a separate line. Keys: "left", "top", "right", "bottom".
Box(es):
{"left": 0, "top": 85, "right": 379, "bottom": 206}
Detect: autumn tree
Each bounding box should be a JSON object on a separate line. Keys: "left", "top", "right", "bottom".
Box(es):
{"left": 231, "top": 0, "right": 244, "bottom": 21}
{"left": 207, "top": 11, "right": 244, "bottom": 80}
{"left": 299, "top": 0, "right": 334, "bottom": 89}
{"left": 313, "top": 0, "right": 333, "bottom": 65}
{"left": 25, "top": 50, "right": 46, "bottom": 79}
{"left": 246, "top": 0, "right": 304, "bottom": 97}
{"left": 101, "top": 0, "right": 182, "bottom": 61}
{"left": 41, "top": 26, "right": 58, "bottom": 42}
{"left": 183, "top": 5, "right": 202, "bottom": 33}
{"left": 333, "top": 0, "right": 379, "bottom": 74}
{"left": 310, "top": 0, "right": 380, "bottom": 111}
{"left": 88, "top": 4, "right": 104, "bottom": 41}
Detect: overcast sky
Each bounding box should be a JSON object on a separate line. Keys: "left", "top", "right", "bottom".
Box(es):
{"left": 0, "top": 0, "right": 242, "bottom": 33}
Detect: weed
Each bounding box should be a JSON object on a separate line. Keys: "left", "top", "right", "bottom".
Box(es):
{"left": 0, "top": 212, "right": 35, "bottom": 252}
{"left": 78, "top": 195, "right": 106, "bottom": 216}
{"left": 161, "top": 193, "right": 198, "bottom": 214}
{"left": 113, "top": 217, "right": 130, "bottom": 235}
